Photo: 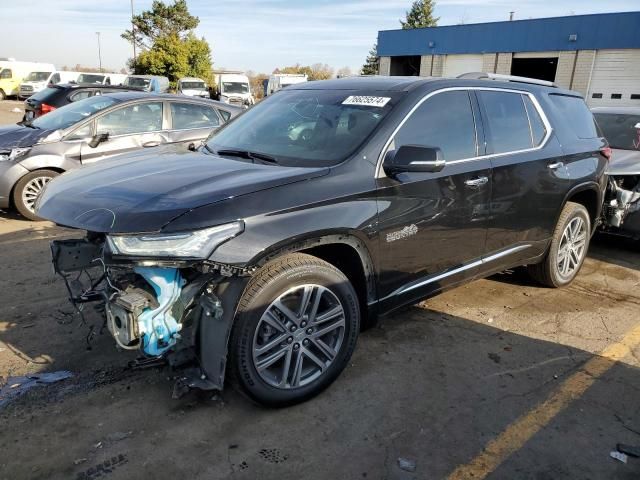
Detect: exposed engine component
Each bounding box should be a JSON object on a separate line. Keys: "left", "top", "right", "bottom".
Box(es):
{"left": 106, "top": 267, "right": 186, "bottom": 356}
{"left": 604, "top": 176, "right": 640, "bottom": 228}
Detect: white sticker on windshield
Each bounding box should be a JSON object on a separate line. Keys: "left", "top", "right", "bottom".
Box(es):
{"left": 342, "top": 96, "right": 391, "bottom": 107}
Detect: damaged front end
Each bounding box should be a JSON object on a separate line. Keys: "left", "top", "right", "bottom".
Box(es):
{"left": 603, "top": 175, "right": 640, "bottom": 236}
{"left": 50, "top": 223, "right": 247, "bottom": 394}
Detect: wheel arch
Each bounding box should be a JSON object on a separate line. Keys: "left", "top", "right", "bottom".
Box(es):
{"left": 561, "top": 182, "right": 602, "bottom": 232}
{"left": 9, "top": 166, "right": 65, "bottom": 207}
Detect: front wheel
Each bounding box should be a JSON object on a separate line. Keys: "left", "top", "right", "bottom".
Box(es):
{"left": 13, "top": 169, "right": 59, "bottom": 221}
{"left": 229, "top": 253, "right": 360, "bottom": 407}
{"left": 0, "top": 90, "right": 6, "bottom": 101}
{"left": 528, "top": 201, "right": 591, "bottom": 287}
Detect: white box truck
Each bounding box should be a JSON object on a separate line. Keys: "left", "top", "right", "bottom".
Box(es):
{"left": 266, "top": 73, "right": 308, "bottom": 96}
{"left": 0, "top": 61, "right": 55, "bottom": 100}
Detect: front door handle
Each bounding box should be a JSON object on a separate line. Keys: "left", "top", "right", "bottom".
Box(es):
{"left": 547, "top": 161, "right": 564, "bottom": 170}
{"left": 143, "top": 141, "right": 161, "bottom": 148}
{"left": 464, "top": 176, "right": 489, "bottom": 187}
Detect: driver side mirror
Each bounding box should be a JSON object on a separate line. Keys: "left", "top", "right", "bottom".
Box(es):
{"left": 383, "top": 145, "right": 445, "bottom": 175}
{"left": 89, "top": 132, "right": 109, "bottom": 148}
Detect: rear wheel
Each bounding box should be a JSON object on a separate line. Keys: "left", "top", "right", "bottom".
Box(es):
{"left": 229, "top": 253, "right": 360, "bottom": 406}
{"left": 13, "top": 169, "right": 59, "bottom": 221}
{"left": 528, "top": 201, "right": 590, "bottom": 287}
{"left": 0, "top": 90, "right": 6, "bottom": 101}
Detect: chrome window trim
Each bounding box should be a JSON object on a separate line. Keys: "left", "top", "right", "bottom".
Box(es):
{"left": 375, "top": 86, "right": 553, "bottom": 178}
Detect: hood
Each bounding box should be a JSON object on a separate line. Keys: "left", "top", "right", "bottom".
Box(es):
{"left": 0, "top": 125, "right": 53, "bottom": 149}
{"left": 36, "top": 149, "right": 329, "bottom": 233}
{"left": 607, "top": 148, "right": 640, "bottom": 176}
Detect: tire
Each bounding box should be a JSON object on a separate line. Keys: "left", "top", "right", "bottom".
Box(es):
{"left": 528, "top": 201, "right": 591, "bottom": 287}
{"left": 0, "top": 90, "right": 6, "bottom": 101}
{"left": 229, "top": 253, "right": 360, "bottom": 407}
{"left": 13, "top": 169, "right": 59, "bottom": 221}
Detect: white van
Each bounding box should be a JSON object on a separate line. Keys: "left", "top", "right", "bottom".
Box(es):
{"left": 0, "top": 61, "right": 55, "bottom": 100}
{"left": 266, "top": 73, "right": 308, "bottom": 96}
{"left": 19, "top": 70, "right": 78, "bottom": 99}
{"left": 177, "top": 77, "right": 209, "bottom": 98}
{"left": 77, "top": 72, "right": 128, "bottom": 85}
{"left": 214, "top": 72, "right": 254, "bottom": 107}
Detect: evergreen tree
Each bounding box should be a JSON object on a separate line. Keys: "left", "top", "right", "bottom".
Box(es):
{"left": 361, "top": 43, "right": 379, "bottom": 75}
{"left": 400, "top": 0, "right": 439, "bottom": 29}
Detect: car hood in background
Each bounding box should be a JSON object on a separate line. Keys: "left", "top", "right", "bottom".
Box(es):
{"left": 607, "top": 148, "right": 640, "bottom": 175}
{"left": 36, "top": 150, "right": 329, "bottom": 233}
{"left": 0, "top": 125, "right": 55, "bottom": 149}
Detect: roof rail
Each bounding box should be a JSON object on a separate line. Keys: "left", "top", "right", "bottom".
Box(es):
{"left": 457, "top": 72, "right": 557, "bottom": 88}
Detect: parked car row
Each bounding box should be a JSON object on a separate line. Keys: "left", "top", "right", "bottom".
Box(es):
{"left": 0, "top": 92, "right": 241, "bottom": 219}
{"left": 27, "top": 73, "right": 631, "bottom": 408}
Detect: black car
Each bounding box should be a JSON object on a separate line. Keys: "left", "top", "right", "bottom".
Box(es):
{"left": 37, "top": 75, "right": 609, "bottom": 407}
{"left": 23, "top": 83, "right": 139, "bottom": 121}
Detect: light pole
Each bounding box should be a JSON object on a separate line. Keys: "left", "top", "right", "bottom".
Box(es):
{"left": 130, "top": 0, "right": 137, "bottom": 69}
{"left": 96, "top": 32, "right": 102, "bottom": 72}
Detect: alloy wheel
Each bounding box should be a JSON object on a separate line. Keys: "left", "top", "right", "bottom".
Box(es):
{"left": 21, "top": 176, "right": 52, "bottom": 213}
{"left": 252, "top": 284, "right": 346, "bottom": 389}
{"left": 556, "top": 216, "right": 587, "bottom": 279}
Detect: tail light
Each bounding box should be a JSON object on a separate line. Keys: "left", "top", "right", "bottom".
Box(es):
{"left": 40, "top": 103, "right": 56, "bottom": 115}
{"left": 600, "top": 146, "right": 612, "bottom": 161}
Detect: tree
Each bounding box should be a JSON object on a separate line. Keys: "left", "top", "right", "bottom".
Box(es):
{"left": 400, "top": 0, "right": 439, "bottom": 29}
{"left": 122, "top": 0, "right": 199, "bottom": 50}
{"left": 122, "top": 1, "right": 213, "bottom": 86}
{"left": 361, "top": 43, "right": 379, "bottom": 75}
{"left": 132, "top": 33, "right": 212, "bottom": 84}
{"left": 246, "top": 70, "right": 269, "bottom": 100}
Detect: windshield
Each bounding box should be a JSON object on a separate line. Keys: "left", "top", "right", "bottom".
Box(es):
{"left": 206, "top": 89, "right": 397, "bottom": 166}
{"left": 31, "top": 95, "right": 119, "bottom": 131}
{"left": 222, "top": 82, "right": 249, "bottom": 94}
{"left": 26, "top": 72, "right": 51, "bottom": 82}
{"left": 181, "top": 81, "right": 206, "bottom": 90}
{"left": 78, "top": 74, "right": 105, "bottom": 84}
{"left": 124, "top": 77, "right": 151, "bottom": 88}
{"left": 594, "top": 113, "right": 640, "bottom": 151}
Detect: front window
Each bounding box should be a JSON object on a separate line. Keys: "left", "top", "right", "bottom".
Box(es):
{"left": 0, "top": 69, "right": 11, "bottom": 79}
{"left": 594, "top": 113, "right": 640, "bottom": 151}
{"left": 181, "top": 81, "right": 206, "bottom": 90}
{"left": 222, "top": 82, "right": 249, "bottom": 94}
{"left": 31, "top": 95, "right": 119, "bottom": 131}
{"left": 78, "top": 74, "right": 105, "bottom": 84}
{"left": 206, "top": 89, "right": 398, "bottom": 166}
{"left": 26, "top": 72, "right": 52, "bottom": 82}
{"left": 96, "top": 102, "right": 163, "bottom": 136}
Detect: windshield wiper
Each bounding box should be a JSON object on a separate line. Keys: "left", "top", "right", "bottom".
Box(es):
{"left": 216, "top": 149, "right": 279, "bottom": 165}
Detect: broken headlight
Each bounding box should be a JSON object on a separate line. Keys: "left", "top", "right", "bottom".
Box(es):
{"left": 0, "top": 147, "right": 31, "bottom": 162}
{"left": 106, "top": 221, "right": 243, "bottom": 258}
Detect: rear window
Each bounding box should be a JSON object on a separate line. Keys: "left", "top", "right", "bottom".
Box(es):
{"left": 30, "top": 87, "right": 61, "bottom": 101}
{"left": 594, "top": 112, "right": 640, "bottom": 151}
{"left": 550, "top": 94, "right": 598, "bottom": 139}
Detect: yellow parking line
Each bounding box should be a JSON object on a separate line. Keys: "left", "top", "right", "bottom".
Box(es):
{"left": 447, "top": 323, "right": 640, "bottom": 480}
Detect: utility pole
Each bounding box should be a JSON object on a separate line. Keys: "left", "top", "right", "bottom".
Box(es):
{"left": 131, "top": 0, "right": 137, "bottom": 70}
{"left": 96, "top": 32, "right": 102, "bottom": 72}
{"left": 509, "top": 11, "right": 515, "bottom": 21}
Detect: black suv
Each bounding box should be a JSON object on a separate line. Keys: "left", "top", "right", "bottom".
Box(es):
{"left": 23, "top": 83, "right": 139, "bottom": 121}
{"left": 37, "top": 75, "right": 609, "bottom": 406}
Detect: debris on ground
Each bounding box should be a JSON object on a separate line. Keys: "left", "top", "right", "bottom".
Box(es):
{"left": 106, "top": 431, "right": 132, "bottom": 442}
{"left": 488, "top": 353, "right": 501, "bottom": 364}
{"left": 610, "top": 450, "right": 628, "bottom": 463}
{"left": 397, "top": 457, "right": 416, "bottom": 472}
{"left": 11, "top": 108, "right": 22, "bottom": 113}
{"left": 0, "top": 371, "right": 73, "bottom": 407}
{"left": 617, "top": 444, "right": 640, "bottom": 458}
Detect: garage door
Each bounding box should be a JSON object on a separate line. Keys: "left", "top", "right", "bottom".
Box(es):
{"left": 443, "top": 54, "right": 483, "bottom": 78}
{"left": 587, "top": 49, "right": 640, "bottom": 107}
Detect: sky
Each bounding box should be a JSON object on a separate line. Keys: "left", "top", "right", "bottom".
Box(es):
{"left": 2, "top": 0, "right": 639, "bottom": 74}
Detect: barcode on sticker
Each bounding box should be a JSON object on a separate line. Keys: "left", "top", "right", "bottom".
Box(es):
{"left": 342, "top": 96, "right": 391, "bottom": 107}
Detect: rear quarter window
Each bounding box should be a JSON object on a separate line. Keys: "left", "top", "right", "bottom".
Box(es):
{"left": 549, "top": 94, "right": 598, "bottom": 139}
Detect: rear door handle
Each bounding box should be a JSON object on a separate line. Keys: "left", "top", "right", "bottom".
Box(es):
{"left": 464, "top": 176, "right": 489, "bottom": 187}
{"left": 143, "top": 141, "right": 161, "bottom": 148}
{"left": 547, "top": 161, "right": 564, "bottom": 170}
